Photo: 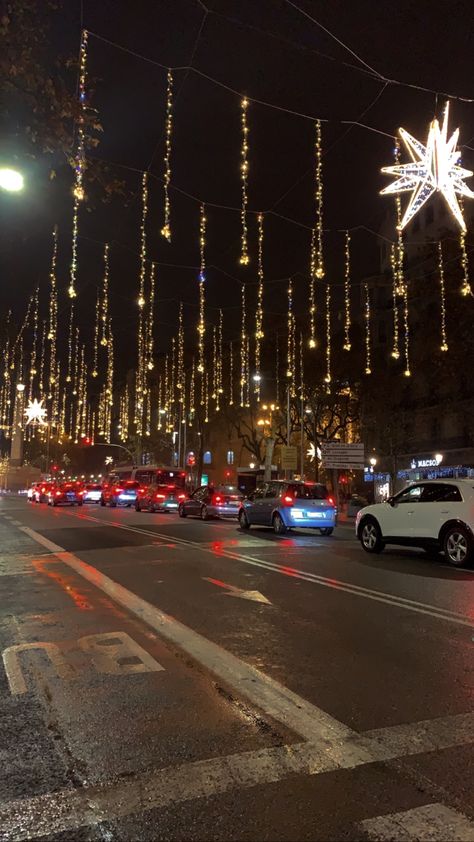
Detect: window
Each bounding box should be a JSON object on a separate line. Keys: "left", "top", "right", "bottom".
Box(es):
{"left": 420, "top": 483, "right": 462, "bottom": 503}
{"left": 395, "top": 485, "right": 422, "bottom": 504}
{"left": 291, "top": 483, "right": 329, "bottom": 500}
{"left": 203, "top": 451, "right": 212, "bottom": 465}
{"left": 265, "top": 482, "right": 281, "bottom": 498}
{"left": 253, "top": 485, "right": 267, "bottom": 499}
{"left": 226, "top": 450, "right": 234, "bottom": 465}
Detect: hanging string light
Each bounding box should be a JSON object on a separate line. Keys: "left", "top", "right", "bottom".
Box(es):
{"left": 100, "top": 243, "right": 110, "bottom": 346}
{"left": 287, "top": 281, "right": 296, "bottom": 396}
{"left": 245, "top": 335, "right": 250, "bottom": 406}
{"left": 92, "top": 288, "right": 100, "bottom": 378}
{"left": 147, "top": 261, "right": 156, "bottom": 370}
{"left": 29, "top": 289, "right": 39, "bottom": 398}
{"left": 156, "top": 375, "right": 163, "bottom": 431}
{"left": 403, "top": 283, "right": 411, "bottom": 377}
{"left": 197, "top": 203, "right": 206, "bottom": 376}
{"left": 254, "top": 213, "right": 264, "bottom": 396}
{"left": 239, "top": 97, "right": 250, "bottom": 265}
{"left": 314, "top": 120, "right": 324, "bottom": 280}
{"left": 459, "top": 227, "right": 471, "bottom": 297}
{"left": 324, "top": 280, "right": 331, "bottom": 386}
{"left": 72, "top": 327, "right": 80, "bottom": 397}
{"left": 47, "top": 227, "right": 58, "bottom": 390}
{"left": 68, "top": 29, "right": 88, "bottom": 298}
{"left": 204, "top": 371, "right": 209, "bottom": 423}
{"left": 228, "top": 341, "right": 234, "bottom": 406}
{"left": 438, "top": 241, "right": 449, "bottom": 352}
{"left": 177, "top": 301, "right": 184, "bottom": 398}
{"left": 299, "top": 331, "right": 304, "bottom": 397}
{"left": 212, "top": 326, "right": 218, "bottom": 404}
{"left": 106, "top": 317, "right": 114, "bottom": 441}
{"left": 161, "top": 69, "right": 173, "bottom": 241}
{"left": 38, "top": 320, "right": 47, "bottom": 400}
{"left": 135, "top": 172, "right": 149, "bottom": 434}
{"left": 393, "top": 140, "right": 406, "bottom": 296}
{"left": 240, "top": 284, "right": 247, "bottom": 407}
{"left": 343, "top": 231, "right": 352, "bottom": 350}
{"left": 364, "top": 284, "right": 372, "bottom": 375}
{"left": 390, "top": 244, "right": 400, "bottom": 360}
{"left": 138, "top": 173, "right": 148, "bottom": 310}
{"left": 275, "top": 333, "right": 280, "bottom": 406}
{"left": 308, "top": 229, "right": 317, "bottom": 349}
{"left": 189, "top": 358, "right": 195, "bottom": 425}
{"left": 66, "top": 304, "right": 74, "bottom": 384}
{"left": 218, "top": 309, "right": 224, "bottom": 399}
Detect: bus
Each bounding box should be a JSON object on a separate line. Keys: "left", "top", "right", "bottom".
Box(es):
{"left": 106, "top": 465, "right": 187, "bottom": 490}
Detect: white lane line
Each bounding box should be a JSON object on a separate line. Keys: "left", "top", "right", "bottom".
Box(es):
{"left": 54, "top": 512, "right": 474, "bottom": 628}
{"left": 360, "top": 803, "right": 474, "bottom": 841}
{"left": 10, "top": 520, "right": 22, "bottom": 526}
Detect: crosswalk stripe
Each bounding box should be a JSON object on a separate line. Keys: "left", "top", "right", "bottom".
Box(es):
{"left": 360, "top": 803, "right": 474, "bottom": 841}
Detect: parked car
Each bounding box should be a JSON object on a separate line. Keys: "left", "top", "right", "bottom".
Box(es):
{"left": 239, "top": 480, "right": 336, "bottom": 535}
{"left": 100, "top": 480, "right": 140, "bottom": 507}
{"left": 82, "top": 483, "right": 103, "bottom": 503}
{"left": 178, "top": 485, "right": 244, "bottom": 520}
{"left": 47, "top": 482, "right": 83, "bottom": 507}
{"left": 136, "top": 484, "right": 186, "bottom": 513}
{"left": 355, "top": 479, "right": 474, "bottom": 567}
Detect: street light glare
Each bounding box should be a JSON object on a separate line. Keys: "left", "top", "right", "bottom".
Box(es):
{"left": 0, "top": 168, "right": 24, "bottom": 192}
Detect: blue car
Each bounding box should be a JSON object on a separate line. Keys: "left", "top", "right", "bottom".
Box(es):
{"left": 238, "top": 480, "right": 336, "bottom": 535}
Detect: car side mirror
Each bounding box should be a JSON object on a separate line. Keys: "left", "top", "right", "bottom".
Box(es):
{"left": 388, "top": 497, "right": 396, "bottom": 507}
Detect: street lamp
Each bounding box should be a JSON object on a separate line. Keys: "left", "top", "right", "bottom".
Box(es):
{"left": 369, "top": 457, "right": 377, "bottom": 467}
{"left": 0, "top": 168, "right": 24, "bottom": 192}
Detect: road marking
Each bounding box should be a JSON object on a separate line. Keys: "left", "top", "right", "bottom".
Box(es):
{"left": 49, "top": 514, "right": 474, "bottom": 628}
{"left": 360, "top": 803, "right": 474, "bottom": 840}
{"left": 203, "top": 576, "right": 272, "bottom": 604}
{"left": 2, "top": 642, "right": 76, "bottom": 695}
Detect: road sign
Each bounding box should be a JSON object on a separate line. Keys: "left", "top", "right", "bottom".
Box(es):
{"left": 280, "top": 445, "right": 298, "bottom": 471}
{"left": 321, "top": 442, "right": 365, "bottom": 470}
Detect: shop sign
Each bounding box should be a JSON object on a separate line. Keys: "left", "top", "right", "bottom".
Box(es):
{"left": 410, "top": 455, "right": 443, "bottom": 469}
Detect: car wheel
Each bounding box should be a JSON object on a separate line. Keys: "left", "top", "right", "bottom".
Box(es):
{"left": 178, "top": 503, "right": 187, "bottom": 518}
{"left": 443, "top": 525, "right": 472, "bottom": 567}
{"left": 239, "top": 510, "right": 250, "bottom": 530}
{"left": 360, "top": 518, "right": 385, "bottom": 554}
{"left": 100, "top": 497, "right": 105, "bottom": 507}
{"left": 319, "top": 527, "right": 334, "bottom": 536}
{"left": 201, "top": 505, "right": 209, "bottom": 521}
{"left": 273, "top": 513, "right": 287, "bottom": 535}
{"left": 110, "top": 499, "right": 117, "bottom": 508}
{"left": 52, "top": 500, "right": 58, "bottom": 507}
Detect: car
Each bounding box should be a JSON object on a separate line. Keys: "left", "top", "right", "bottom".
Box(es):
{"left": 136, "top": 484, "right": 186, "bottom": 513}
{"left": 100, "top": 480, "right": 140, "bottom": 507}
{"left": 33, "top": 481, "right": 53, "bottom": 503}
{"left": 238, "top": 480, "right": 336, "bottom": 535}
{"left": 82, "top": 483, "right": 103, "bottom": 503}
{"left": 27, "top": 482, "right": 41, "bottom": 502}
{"left": 47, "top": 482, "right": 83, "bottom": 507}
{"left": 178, "top": 485, "right": 244, "bottom": 520}
{"left": 355, "top": 479, "right": 474, "bottom": 567}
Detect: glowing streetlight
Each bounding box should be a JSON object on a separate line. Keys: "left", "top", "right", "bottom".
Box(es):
{"left": 369, "top": 456, "right": 377, "bottom": 467}
{"left": 0, "top": 168, "right": 24, "bottom": 192}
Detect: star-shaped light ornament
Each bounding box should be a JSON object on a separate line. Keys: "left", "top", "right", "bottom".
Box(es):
{"left": 25, "top": 398, "right": 48, "bottom": 426}
{"left": 381, "top": 102, "right": 474, "bottom": 231}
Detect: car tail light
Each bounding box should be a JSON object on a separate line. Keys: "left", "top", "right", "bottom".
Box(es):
{"left": 178, "top": 493, "right": 186, "bottom": 500}
{"left": 114, "top": 487, "right": 122, "bottom": 494}
{"left": 212, "top": 494, "right": 222, "bottom": 504}
{"left": 41, "top": 487, "right": 45, "bottom": 493}
{"left": 282, "top": 495, "right": 293, "bottom": 506}
{"left": 55, "top": 491, "right": 61, "bottom": 496}
{"left": 328, "top": 496, "right": 335, "bottom": 506}
{"left": 155, "top": 493, "right": 166, "bottom": 501}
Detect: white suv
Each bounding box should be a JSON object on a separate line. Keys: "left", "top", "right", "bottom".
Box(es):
{"left": 355, "top": 479, "right": 474, "bottom": 567}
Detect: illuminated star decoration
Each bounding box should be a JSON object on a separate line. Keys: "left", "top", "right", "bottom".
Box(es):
{"left": 25, "top": 398, "right": 47, "bottom": 426}
{"left": 381, "top": 102, "right": 474, "bottom": 231}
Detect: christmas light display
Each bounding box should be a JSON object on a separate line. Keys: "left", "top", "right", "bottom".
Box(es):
{"left": 459, "top": 227, "right": 471, "bottom": 296}
{"left": 147, "top": 262, "right": 156, "bottom": 370}
{"left": 47, "top": 228, "right": 58, "bottom": 391}
{"left": 364, "top": 284, "right": 372, "bottom": 375}
{"left": 239, "top": 97, "right": 250, "bottom": 265}
{"left": 314, "top": 120, "right": 324, "bottom": 279}
{"left": 177, "top": 301, "right": 184, "bottom": 398}
{"left": 324, "top": 280, "right": 331, "bottom": 386}
{"left": 189, "top": 359, "right": 195, "bottom": 424}
{"left": 212, "top": 325, "right": 218, "bottom": 402}
{"left": 68, "top": 29, "right": 88, "bottom": 298}
{"left": 29, "top": 289, "right": 39, "bottom": 397}
{"left": 240, "top": 284, "right": 247, "bottom": 407}
{"left": 135, "top": 172, "right": 149, "bottom": 435}
{"left": 437, "top": 242, "right": 449, "bottom": 351}
{"left": 308, "top": 229, "right": 317, "bottom": 349}
{"left": 381, "top": 102, "right": 474, "bottom": 231}
{"left": 161, "top": 69, "right": 173, "bottom": 241}
{"left": 92, "top": 288, "right": 100, "bottom": 378}
{"left": 287, "top": 281, "right": 296, "bottom": 396}
{"left": 218, "top": 309, "right": 224, "bottom": 398}
{"left": 390, "top": 244, "right": 400, "bottom": 360}
{"left": 196, "top": 205, "right": 207, "bottom": 386}
{"left": 343, "top": 230, "right": 351, "bottom": 350}
{"left": 66, "top": 304, "right": 74, "bottom": 384}
{"left": 38, "top": 320, "right": 46, "bottom": 400}
{"left": 100, "top": 243, "right": 110, "bottom": 346}
{"left": 254, "top": 213, "right": 264, "bottom": 397}
{"left": 106, "top": 318, "right": 114, "bottom": 441}
{"left": 393, "top": 141, "right": 406, "bottom": 296}
{"left": 25, "top": 398, "right": 47, "bottom": 426}
{"left": 228, "top": 341, "right": 234, "bottom": 406}
{"left": 403, "top": 283, "right": 411, "bottom": 377}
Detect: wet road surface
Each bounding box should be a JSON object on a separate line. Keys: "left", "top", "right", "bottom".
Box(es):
{"left": 0, "top": 497, "right": 473, "bottom": 841}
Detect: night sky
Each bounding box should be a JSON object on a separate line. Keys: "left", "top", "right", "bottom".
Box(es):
{"left": 2, "top": 0, "right": 474, "bottom": 377}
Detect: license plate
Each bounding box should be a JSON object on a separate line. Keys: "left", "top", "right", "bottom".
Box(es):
{"left": 167, "top": 503, "right": 177, "bottom": 508}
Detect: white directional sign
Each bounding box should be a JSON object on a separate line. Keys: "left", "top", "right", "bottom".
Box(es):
{"left": 321, "top": 442, "right": 365, "bottom": 470}
{"left": 203, "top": 577, "right": 271, "bottom": 604}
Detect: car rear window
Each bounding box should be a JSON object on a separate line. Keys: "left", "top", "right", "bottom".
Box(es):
{"left": 124, "top": 481, "right": 140, "bottom": 489}
{"left": 288, "top": 484, "right": 329, "bottom": 500}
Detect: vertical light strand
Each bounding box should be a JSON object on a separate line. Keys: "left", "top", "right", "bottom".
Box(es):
{"left": 394, "top": 140, "right": 406, "bottom": 296}
{"left": 197, "top": 203, "right": 206, "bottom": 378}
{"left": 275, "top": 333, "right": 280, "bottom": 406}
{"left": 189, "top": 358, "right": 195, "bottom": 425}
{"left": 254, "top": 212, "right": 264, "bottom": 397}
{"left": 324, "top": 280, "right": 331, "bottom": 386}
{"left": 287, "top": 281, "right": 296, "bottom": 396}
{"left": 106, "top": 317, "right": 114, "bottom": 442}
{"left": 228, "top": 341, "right": 234, "bottom": 406}
{"left": 47, "top": 227, "right": 58, "bottom": 391}
{"left": 66, "top": 303, "right": 74, "bottom": 384}
{"left": 135, "top": 172, "right": 148, "bottom": 435}
{"left": 38, "top": 320, "right": 47, "bottom": 400}
{"left": 161, "top": 69, "right": 173, "bottom": 241}
{"left": 364, "top": 284, "right": 372, "bottom": 375}
{"left": 245, "top": 335, "right": 250, "bottom": 407}
{"left": 100, "top": 243, "right": 110, "bottom": 346}
{"left": 204, "top": 372, "right": 209, "bottom": 423}
{"left": 177, "top": 301, "right": 184, "bottom": 400}
{"left": 29, "top": 288, "right": 39, "bottom": 398}
{"left": 459, "top": 227, "right": 471, "bottom": 296}
{"left": 147, "top": 261, "right": 156, "bottom": 370}
{"left": 438, "top": 241, "right": 449, "bottom": 352}
{"left": 390, "top": 243, "right": 400, "bottom": 360}
{"left": 239, "top": 97, "right": 250, "bottom": 265}
{"left": 343, "top": 230, "right": 352, "bottom": 350}
{"left": 218, "top": 309, "right": 224, "bottom": 400}
{"left": 68, "top": 29, "right": 88, "bottom": 299}
{"left": 403, "top": 283, "right": 411, "bottom": 377}
{"left": 299, "top": 331, "right": 304, "bottom": 397}
{"left": 314, "top": 120, "right": 324, "bottom": 280}
{"left": 240, "top": 284, "right": 247, "bottom": 407}
{"left": 72, "top": 327, "right": 80, "bottom": 397}
{"left": 91, "top": 288, "right": 100, "bottom": 378}
{"left": 308, "top": 229, "right": 317, "bottom": 348}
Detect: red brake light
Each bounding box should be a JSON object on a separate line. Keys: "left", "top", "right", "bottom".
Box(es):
{"left": 283, "top": 495, "right": 293, "bottom": 505}
{"left": 212, "top": 494, "right": 222, "bottom": 504}
{"left": 114, "top": 487, "right": 121, "bottom": 494}
{"left": 328, "top": 496, "right": 335, "bottom": 506}
{"left": 155, "top": 493, "right": 166, "bottom": 500}
{"left": 55, "top": 491, "right": 61, "bottom": 496}
{"left": 178, "top": 493, "right": 186, "bottom": 500}
{"left": 41, "top": 487, "right": 45, "bottom": 493}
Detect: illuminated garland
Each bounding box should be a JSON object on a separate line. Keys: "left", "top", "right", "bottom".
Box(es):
{"left": 212, "top": 326, "right": 218, "bottom": 402}
{"left": 100, "top": 243, "right": 110, "bottom": 346}
{"left": 390, "top": 244, "right": 400, "bottom": 360}
{"left": 403, "top": 283, "right": 411, "bottom": 377}
{"left": 47, "top": 227, "right": 58, "bottom": 391}
{"left": 324, "top": 280, "right": 331, "bottom": 386}
{"left": 189, "top": 359, "right": 195, "bottom": 425}
{"left": 204, "top": 371, "right": 209, "bottom": 423}
{"left": 287, "top": 281, "right": 296, "bottom": 396}
{"left": 218, "top": 309, "right": 224, "bottom": 398}
{"left": 92, "top": 288, "right": 100, "bottom": 378}
{"left": 459, "top": 228, "right": 471, "bottom": 296}
{"left": 239, "top": 97, "right": 250, "bottom": 265}
{"left": 106, "top": 317, "right": 114, "bottom": 441}
{"left": 147, "top": 261, "right": 156, "bottom": 370}
{"left": 228, "top": 341, "right": 234, "bottom": 406}
{"left": 240, "top": 284, "right": 247, "bottom": 407}
{"left": 393, "top": 141, "right": 406, "bottom": 296}
{"left": 156, "top": 375, "right": 163, "bottom": 431}
{"left": 364, "top": 284, "right": 372, "bottom": 375}
{"left": 438, "top": 241, "right": 448, "bottom": 352}
{"left": 66, "top": 303, "right": 74, "bottom": 384}
{"left": 135, "top": 172, "right": 148, "bottom": 434}
{"left": 275, "top": 333, "right": 280, "bottom": 406}
{"left": 308, "top": 229, "right": 316, "bottom": 348}
{"left": 29, "top": 289, "right": 39, "bottom": 398}
{"left": 38, "top": 319, "right": 46, "bottom": 400}
{"left": 314, "top": 120, "right": 324, "bottom": 280}
{"left": 68, "top": 29, "right": 88, "bottom": 298}
{"left": 170, "top": 337, "right": 176, "bottom": 422}
{"left": 197, "top": 204, "right": 206, "bottom": 377}
{"left": 254, "top": 213, "right": 264, "bottom": 397}
{"left": 343, "top": 231, "right": 351, "bottom": 350}
{"left": 161, "top": 69, "right": 173, "bottom": 241}
{"left": 177, "top": 301, "right": 184, "bottom": 398}
{"left": 245, "top": 334, "right": 250, "bottom": 407}
{"left": 72, "top": 327, "right": 80, "bottom": 397}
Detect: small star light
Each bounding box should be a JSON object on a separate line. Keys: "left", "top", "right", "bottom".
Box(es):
{"left": 381, "top": 102, "right": 474, "bottom": 231}
{"left": 25, "top": 398, "right": 47, "bottom": 426}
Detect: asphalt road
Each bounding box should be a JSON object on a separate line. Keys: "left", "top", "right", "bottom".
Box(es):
{"left": 0, "top": 497, "right": 473, "bottom": 841}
